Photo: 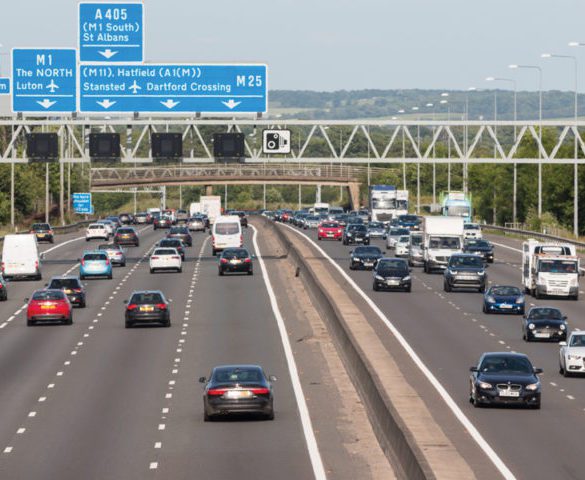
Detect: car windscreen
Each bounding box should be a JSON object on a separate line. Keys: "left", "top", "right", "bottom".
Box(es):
{"left": 538, "top": 259, "right": 578, "bottom": 273}
{"left": 212, "top": 367, "right": 264, "bottom": 384}
{"left": 131, "top": 292, "right": 164, "bottom": 305}
{"left": 491, "top": 286, "right": 521, "bottom": 296}
{"left": 528, "top": 308, "right": 562, "bottom": 320}
{"left": 390, "top": 228, "right": 410, "bottom": 236}
{"left": 348, "top": 224, "right": 367, "bottom": 232}
{"left": 32, "top": 223, "right": 50, "bottom": 230}
{"left": 410, "top": 235, "right": 423, "bottom": 246}
{"left": 464, "top": 224, "right": 480, "bottom": 230}
{"left": 377, "top": 260, "right": 407, "bottom": 272}
{"left": 321, "top": 223, "right": 339, "bottom": 228}
{"left": 399, "top": 215, "right": 418, "bottom": 223}
{"left": 88, "top": 225, "right": 104, "bottom": 230}
{"left": 170, "top": 227, "right": 185, "bottom": 234}
{"left": 215, "top": 223, "right": 240, "bottom": 235}
{"left": 429, "top": 236, "right": 461, "bottom": 249}
{"left": 368, "top": 222, "right": 384, "bottom": 229}
{"left": 449, "top": 256, "right": 483, "bottom": 268}
{"left": 570, "top": 335, "right": 585, "bottom": 346}
{"left": 355, "top": 246, "right": 381, "bottom": 255}
{"left": 83, "top": 254, "right": 108, "bottom": 261}
{"left": 153, "top": 249, "right": 177, "bottom": 256}
{"left": 98, "top": 244, "right": 120, "bottom": 251}
{"left": 160, "top": 240, "right": 181, "bottom": 247}
{"left": 32, "top": 290, "right": 66, "bottom": 301}
{"left": 467, "top": 240, "right": 490, "bottom": 248}
{"left": 479, "top": 356, "right": 533, "bottom": 374}
{"left": 222, "top": 249, "right": 249, "bottom": 259}
{"left": 48, "top": 279, "right": 80, "bottom": 289}
{"left": 398, "top": 236, "right": 410, "bottom": 243}
{"left": 117, "top": 228, "right": 134, "bottom": 234}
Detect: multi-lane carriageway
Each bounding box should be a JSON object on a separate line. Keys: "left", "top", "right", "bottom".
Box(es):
{"left": 0, "top": 219, "right": 584, "bottom": 480}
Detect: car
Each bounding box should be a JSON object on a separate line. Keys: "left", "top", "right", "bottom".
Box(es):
{"left": 349, "top": 245, "right": 383, "bottom": 270}
{"left": 1, "top": 234, "right": 42, "bottom": 281}
{"left": 105, "top": 216, "right": 122, "bottom": 229}
{"left": 386, "top": 227, "right": 411, "bottom": 249}
{"left": 30, "top": 223, "right": 54, "bottom": 243}
{"left": 218, "top": 248, "right": 253, "bottom": 275}
{"left": 79, "top": 251, "right": 112, "bottom": 280}
{"left": 367, "top": 221, "right": 387, "bottom": 239}
{"left": 187, "top": 216, "right": 207, "bottom": 232}
{"left": 26, "top": 289, "right": 72, "bottom": 326}
{"left": 342, "top": 224, "right": 370, "bottom": 245}
{"left": 303, "top": 215, "right": 321, "bottom": 229}
{"left": 397, "top": 214, "right": 421, "bottom": 230}
{"left": 232, "top": 211, "right": 249, "bottom": 228}
{"left": 443, "top": 254, "right": 487, "bottom": 292}
{"left": 373, "top": 258, "right": 412, "bottom": 292}
{"left": 212, "top": 215, "right": 243, "bottom": 256}
{"left": 0, "top": 274, "right": 8, "bottom": 301}
{"left": 124, "top": 290, "right": 170, "bottom": 328}
{"left": 463, "top": 223, "right": 483, "bottom": 240}
{"left": 118, "top": 213, "right": 134, "bottom": 225}
{"left": 199, "top": 364, "right": 276, "bottom": 421}
{"left": 408, "top": 232, "right": 424, "bottom": 267}
{"left": 86, "top": 223, "right": 109, "bottom": 241}
{"left": 394, "top": 235, "right": 410, "bottom": 257}
{"left": 469, "top": 352, "right": 542, "bottom": 409}
{"left": 483, "top": 285, "right": 524, "bottom": 314}
{"left": 522, "top": 306, "right": 568, "bottom": 342}
{"left": 331, "top": 214, "right": 350, "bottom": 228}
{"left": 153, "top": 215, "right": 172, "bottom": 229}
{"left": 150, "top": 247, "right": 182, "bottom": 273}
{"left": 134, "top": 212, "right": 150, "bottom": 224}
{"left": 166, "top": 226, "right": 193, "bottom": 247}
{"left": 346, "top": 215, "right": 365, "bottom": 225}
{"left": 46, "top": 275, "right": 86, "bottom": 308}
{"left": 176, "top": 209, "right": 189, "bottom": 223}
{"left": 158, "top": 238, "right": 186, "bottom": 260}
{"left": 463, "top": 239, "right": 494, "bottom": 263}
{"left": 114, "top": 227, "right": 140, "bottom": 247}
{"left": 96, "top": 220, "right": 116, "bottom": 237}
{"left": 317, "top": 221, "right": 343, "bottom": 241}
{"left": 98, "top": 243, "right": 127, "bottom": 267}
{"left": 559, "top": 330, "right": 585, "bottom": 376}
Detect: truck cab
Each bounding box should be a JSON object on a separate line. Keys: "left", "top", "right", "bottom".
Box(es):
{"left": 422, "top": 216, "right": 464, "bottom": 273}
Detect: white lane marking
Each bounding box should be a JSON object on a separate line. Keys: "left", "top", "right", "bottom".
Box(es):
{"left": 28, "top": 412, "right": 36, "bottom": 418}
{"left": 154, "top": 442, "right": 162, "bottom": 449}
{"left": 158, "top": 424, "right": 165, "bottom": 431}
{"left": 162, "top": 408, "right": 169, "bottom": 414}
{"left": 38, "top": 397, "right": 46, "bottom": 402}
{"left": 250, "top": 225, "right": 327, "bottom": 480}
{"left": 567, "top": 395, "right": 575, "bottom": 400}
{"left": 17, "top": 428, "right": 25, "bottom": 434}
{"left": 282, "top": 223, "right": 515, "bottom": 480}
{"left": 149, "top": 462, "right": 158, "bottom": 470}
{"left": 3, "top": 447, "right": 13, "bottom": 453}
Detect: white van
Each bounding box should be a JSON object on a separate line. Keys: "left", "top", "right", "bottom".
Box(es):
{"left": 1, "top": 234, "right": 43, "bottom": 280}
{"left": 211, "top": 215, "right": 243, "bottom": 256}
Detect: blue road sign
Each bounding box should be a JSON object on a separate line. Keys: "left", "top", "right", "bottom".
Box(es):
{"left": 79, "top": 64, "right": 267, "bottom": 113}
{"left": 0, "top": 78, "right": 9, "bottom": 95}
{"left": 12, "top": 49, "right": 77, "bottom": 113}
{"left": 79, "top": 2, "right": 144, "bottom": 63}
{"left": 73, "top": 193, "right": 92, "bottom": 214}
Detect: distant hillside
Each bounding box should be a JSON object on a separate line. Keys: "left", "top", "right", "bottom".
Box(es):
{"left": 269, "top": 89, "right": 584, "bottom": 121}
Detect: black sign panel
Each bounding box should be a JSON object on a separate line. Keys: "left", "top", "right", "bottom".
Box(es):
{"left": 89, "top": 133, "right": 121, "bottom": 160}
{"left": 213, "top": 133, "right": 245, "bottom": 160}
{"left": 151, "top": 133, "right": 183, "bottom": 159}
{"left": 26, "top": 133, "right": 59, "bottom": 161}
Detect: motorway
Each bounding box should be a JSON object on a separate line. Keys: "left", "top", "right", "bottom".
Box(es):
{"left": 284, "top": 222, "right": 585, "bottom": 480}
{"left": 0, "top": 225, "right": 335, "bottom": 480}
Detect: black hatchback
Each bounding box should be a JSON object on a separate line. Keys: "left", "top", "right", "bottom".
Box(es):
{"left": 343, "top": 224, "right": 370, "bottom": 245}
{"left": 30, "top": 223, "right": 54, "bottom": 243}
{"left": 46, "top": 276, "right": 86, "bottom": 308}
{"left": 522, "top": 306, "right": 568, "bottom": 342}
{"left": 349, "top": 246, "right": 383, "bottom": 270}
{"left": 373, "top": 258, "right": 411, "bottom": 292}
{"left": 124, "top": 290, "right": 170, "bottom": 328}
{"left": 219, "top": 248, "right": 253, "bottom": 275}
{"left": 158, "top": 238, "right": 186, "bottom": 260}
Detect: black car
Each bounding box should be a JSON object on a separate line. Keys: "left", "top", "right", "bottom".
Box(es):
{"left": 373, "top": 258, "right": 412, "bottom": 292}
{"left": 124, "top": 290, "right": 170, "bottom": 328}
{"left": 397, "top": 214, "right": 421, "bottom": 230}
{"left": 350, "top": 246, "right": 383, "bottom": 270}
{"left": 30, "top": 223, "right": 54, "bottom": 243}
{"left": 463, "top": 239, "right": 494, "bottom": 263}
{"left": 443, "top": 254, "right": 487, "bottom": 293}
{"left": 114, "top": 227, "right": 140, "bottom": 247}
{"left": 167, "top": 226, "right": 193, "bottom": 247}
{"left": 199, "top": 364, "right": 276, "bottom": 421}
{"left": 158, "top": 238, "right": 186, "bottom": 260}
{"left": 0, "top": 275, "right": 8, "bottom": 301}
{"left": 46, "top": 275, "right": 86, "bottom": 308}
{"left": 343, "top": 224, "right": 370, "bottom": 245}
{"left": 219, "top": 248, "right": 253, "bottom": 275}
{"left": 522, "top": 306, "right": 568, "bottom": 342}
{"left": 232, "top": 211, "right": 248, "bottom": 228}
{"left": 469, "top": 352, "right": 542, "bottom": 409}
{"left": 153, "top": 216, "right": 172, "bottom": 229}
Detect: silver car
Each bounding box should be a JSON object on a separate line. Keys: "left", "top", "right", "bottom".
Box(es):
{"left": 303, "top": 216, "right": 322, "bottom": 229}
{"left": 187, "top": 216, "right": 206, "bottom": 232}
{"left": 408, "top": 232, "right": 424, "bottom": 266}
{"left": 367, "top": 221, "right": 387, "bottom": 239}
{"left": 386, "top": 227, "right": 411, "bottom": 250}
{"left": 395, "top": 235, "right": 410, "bottom": 257}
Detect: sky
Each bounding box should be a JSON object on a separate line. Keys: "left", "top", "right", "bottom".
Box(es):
{"left": 1, "top": 0, "right": 585, "bottom": 92}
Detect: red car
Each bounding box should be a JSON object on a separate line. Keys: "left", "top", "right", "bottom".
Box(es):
{"left": 318, "top": 221, "right": 343, "bottom": 241}
{"left": 26, "top": 289, "right": 73, "bottom": 326}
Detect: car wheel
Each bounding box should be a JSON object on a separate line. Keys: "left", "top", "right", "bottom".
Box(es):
{"left": 27, "top": 319, "right": 34, "bottom": 327}
{"left": 563, "top": 367, "right": 570, "bottom": 378}
{"left": 479, "top": 285, "right": 486, "bottom": 293}
{"left": 212, "top": 250, "right": 216, "bottom": 256}
{"left": 266, "top": 410, "right": 275, "bottom": 421}
{"left": 318, "top": 236, "right": 322, "bottom": 241}
{"left": 125, "top": 321, "right": 133, "bottom": 328}
{"left": 204, "top": 411, "right": 212, "bottom": 422}
{"left": 444, "top": 281, "right": 451, "bottom": 292}
{"left": 338, "top": 238, "right": 342, "bottom": 241}
{"left": 0, "top": 293, "right": 6, "bottom": 302}
{"left": 573, "top": 294, "right": 579, "bottom": 301}
{"left": 178, "top": 268, "right": 183, "bottom": 273}
{"left": 108, "top": 274, "right": 113, "bottom": 280}
{"left": 404, "top": 286, "right": 411, "bottom": 293}
{"left": 373, "top": 282, "right": 379, "bottom": 292}
{"left": 218, "top": 270, "right": 224, "bottom": 276}
{"left": 80, "top": 299, "right": 86, "bottom": 309}
{"left": 86, "top": 238, "right": 89, "bottom": 242}
{"left": 535, "top": 290, "right": 541, "bottom": 299}
{"left": 531, "top": 402, "right": 541, "bottom": 410}
{"left": 559, "top": 363, "right": 565, "bottom": 375}
{"left": 121, "top": 262, "right": 126, "bottom": 267}
{"left": 150, "top": 268, "right": 155, "bottom": 274}
{"left": 80, "top": 275, "right": 85, "bottom": 280}
{"left": 65, "top": 315, "right": 73, "bottom": 325}
{"left": 518, "top": 309, "right": 525, "bottom": 315}
{"left": 248, "top": 270, "right": 253, "bottom": 276}
{"left": 525, "top": 333, "right": 532, "bottom": 342}
{"left": 164, "top": 319, "right": 171, "bottom": 328}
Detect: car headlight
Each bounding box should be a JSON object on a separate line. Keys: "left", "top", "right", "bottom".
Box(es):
{"left": 486, "top": 295, "right": 496, "bottom": 303}
{"left": 568, "top": 354, "right": 582, "bottom": 360}
{"left": 402, "top": 276, "right": 411, "bottom": 282}
{"left": 375, "top": 275, "right": 385, "bottom": 281}
{"left": 560, "top": 324, "right": 566, "bottom": 330}
{"left": 477, "top": 271, "right": 485, "bottom": 275}
{"left": 352, "top": 257, "right": 359, "bottom": 262}
{"left": 528, "top": 323, "right": 535, "bottom": 330}
{"left": 365, "top": 233, "right": 370, "bottom": 237}
{"left": 449, "top": 269, "right": 458, "bottom": 275}
{"left": 525, "top": 382, "right": 539, "bottom": 391}
{"left": 515, "top": 296, "right": 525, "bottom": 304}
{"left": 478, "top": 381, "right": 493, "bottom": 389}
{"left": 347, "top": 233, "right": 352, "bottom": 237}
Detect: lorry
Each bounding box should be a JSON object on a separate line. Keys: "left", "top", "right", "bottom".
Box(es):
{"left": 369, "top": 185, "right": 396, "bottom": 223}
{"left": 189, "top": 202, "right": 201, "bottom": 217}
{"left": 200, "top": 196, "right": 222, "bottom": 225}
{"left": 309, "top": 203, "right": 330, "bottom": 215}
{"left": 1, "top": 234, "right": 43, "bottom": 280}
{"left": 441, "top": 192, "right": 472, "bottom": 223}
{"left": 522, "top": 240, "right": 581, "bottom": 300}
{"left": 421, "top": 216, "right": 465, "bottom": 273}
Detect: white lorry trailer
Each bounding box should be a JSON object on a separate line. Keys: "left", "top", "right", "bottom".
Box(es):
{"left": 422, "top": 216, "right": 464, "bottom": 273}
{"left": 189, "top": 202, "right": 201, "bottom": 217}
{"left": 200, "top": 196, "right": 222, "bottom": 225}
{"left": 522, "top": 240, "right": 581, "bottom": 300}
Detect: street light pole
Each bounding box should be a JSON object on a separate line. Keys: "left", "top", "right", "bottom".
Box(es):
{"left": 426, "top": 103, "right": 436, "bottom": 206}
{"left": 440, "top": 94, "right": 450, "bottom": 191}
{"left": 412, "top": 106, "right": 421, "bottom": 214}
{"left": 398, "top": 109, "right": 406, "bottom": 189}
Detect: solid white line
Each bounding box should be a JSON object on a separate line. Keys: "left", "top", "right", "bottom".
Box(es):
{"left": 282, "top": 223, "right": 515, "bottom": 480}
{"left": 250, "top": 225, "right": 327, "bottom": 480}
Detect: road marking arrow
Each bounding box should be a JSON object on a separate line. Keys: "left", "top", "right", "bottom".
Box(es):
{"left": 97, "top": 99, "right": 116, "bottom": 109}
{"left": 161, "top": 99, "right": 180, "bottom": 109}
{"left": 37, "top": 99, "right": 57, "bottom": 109}
{"left": 222, "top": 99, "right": 241, "bottom": 110}
{"left": 98, "top": 49, "right": 118, "bottom": 60}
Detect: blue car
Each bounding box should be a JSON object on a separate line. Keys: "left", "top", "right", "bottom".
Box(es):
{"left": 482, "top": 285, "right": 524, "bottom": 314}
{"left": 79, "top": 251, "right": 112, "bottom": 280}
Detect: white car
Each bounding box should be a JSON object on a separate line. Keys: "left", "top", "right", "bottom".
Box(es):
{"left": 395, "top": 235, "right": 411, "bottom": 257}
{"left": 150, "top": 248, "right": 182, "bottom": 273}
{"left": 463, "top": 223, "right": 483, "bottom": 240}
{"left": 86, "top": 223, "right": 109, "bottom": 241}
{"left": 386, "top": 227, "right": 410, "bottom": 249}
{"left": 96, "top": 220, "right": 116, "bottom": 236}
{"left": 559, "top": 330, "right": 585, "bottom": 377}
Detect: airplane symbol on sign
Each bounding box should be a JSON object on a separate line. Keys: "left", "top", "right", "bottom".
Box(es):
{"left": 129, "top": 81, "right": 142, "bottom": 94}
{"left": 46, "top": 80, "right": 59, "bottom": 93}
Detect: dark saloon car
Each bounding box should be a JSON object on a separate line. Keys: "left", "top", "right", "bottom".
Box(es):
{"left": 350, "top": 246, "right": 383, "bottom": 270}
{"left": 114, "top": 227, "right": 139, "bottom": 247}
{"left": 166, "top": 226, "right": 193, "bottom": 247}
{"left": 483, "top": 285, "right": 524, "bottom": 315}
{"left": 124, "top": 290, "right": 170, "bottom": 328}
{"left": 158, "top": 238, "right": 186, "bottom": 260}
{"left": 232, "top": 211, "right": 248, "bottom": 228}
{"left": 153, "top": 215, "right": 172, "bottom": 229}
{"left": 463, "top": 239, "right": 494, "bottom": 263}
{"left": 397, "top": 214, "right": 421, "bottom": 230}
{"left": 0, "top": 275, "right": 7, "bottom": 301}
{"left": 46, "top": 276, "right": 86, "bottom": 308}
{"left": 443, "top": 254, "right": 487, "bottom": 293}
{"left": 522, "top": 306, "right": 568, "bottom": 342}
{"left": 469, "top": 352, "right": 542, "bottom": 409}
{"left": 30, "top": 223, "right": 54, "bottom": 243}
{"left": 199, "top": 364, "right": 275, "bottom": 421}
{"left": 342, "top": 224, "right": 370, "bottom": 245}
{"left": 373, "top": 258, "right": 411, "bottom": 292}
{"left": 218, "top": 248, "right": 253, "bottom": 276}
